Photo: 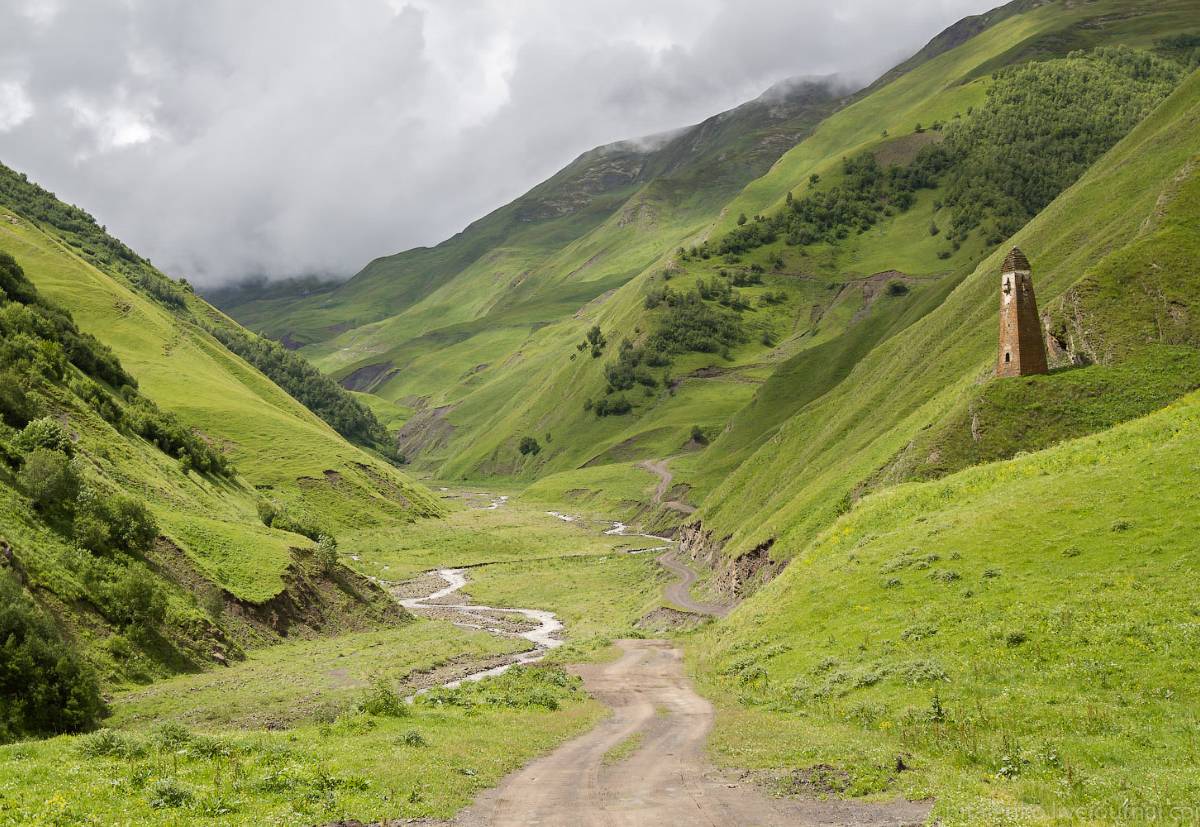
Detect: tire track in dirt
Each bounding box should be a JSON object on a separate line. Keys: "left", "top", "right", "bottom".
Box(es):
{"left": 445, "top": 639, "right": 932, "bottom": 826}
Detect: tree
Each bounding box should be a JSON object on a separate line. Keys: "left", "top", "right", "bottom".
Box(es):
{"left": 519, "top": 436, "right": 541, "bottom": 456}
{"left": 106, "top": 571, "right": 166, "bottom": 635}
{"left": 736, "top": 213, "right": 748, "bottom": 226}
{"left": 16, "top": 418, "right": 72, "bottom": 455}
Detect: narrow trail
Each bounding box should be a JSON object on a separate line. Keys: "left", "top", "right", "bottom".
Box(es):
{"left": 446, "top": 639, "right": 931, "bottom": 827}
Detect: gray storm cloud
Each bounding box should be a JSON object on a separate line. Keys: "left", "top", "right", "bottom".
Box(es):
{"left": 0, "top": 0, "right": 996, "bottom": 285}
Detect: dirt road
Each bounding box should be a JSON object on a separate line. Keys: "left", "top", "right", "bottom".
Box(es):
{"left": 449, "top": 639, "right": 930, "bottom": 826}
{"left": 659, "top": 550, "right": 732, "bottom": 618}
{"left": 638, "top": 458, "right": 696, "bottom": 514}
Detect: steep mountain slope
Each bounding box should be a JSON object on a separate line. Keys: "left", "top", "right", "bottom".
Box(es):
{"left": 211, "top": 2, "right": 1193, "bottom": 516}
{"left": 323, "top": 0, "right": 1193, "bottom": 505}
{"left": 688, "top": 56, "right": 1200, "bottom": 581}
{"left": 0, "top": 167, "right": 443, "bottom": 737}
{"left": 212, "top": 77, "right": 843, "bottom": 351}
{"left": 683, "top": 59, "right": 1200, "bottom": 826}
{"left": 695, "top": 380, "right": 1200, "bottom": 824}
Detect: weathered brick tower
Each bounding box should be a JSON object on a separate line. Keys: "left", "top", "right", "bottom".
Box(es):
{"left": 996, "top": 247, "right": 1048, "bottom": 377}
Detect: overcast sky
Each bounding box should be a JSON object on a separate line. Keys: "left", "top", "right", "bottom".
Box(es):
{"left": 0, "top": 0, "right": 996, "bottom": 286}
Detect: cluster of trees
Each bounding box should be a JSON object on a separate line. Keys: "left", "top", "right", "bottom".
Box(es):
{"left": 8, "top": 418, "right": 159, "bottom": 557}
{"left": 2, "top": 164, "right": 388, "bottom": 462}
{"left": 925, "top": 46, "right": 1186, "bottom": 249}
{"left": 709, "top": 46, "right": 1186, "bottom": 262}
{"left": 0, "top": 162, "right": 190, "bottom": 312}
{"left": 0, "top": 574, "right": 106, "bottom": 742}
{"left": 717, "top": 151, "right": 948, "bottom": 257}
{"left": 593, "top": 291, "right": 746, "bottom": 415}
{"left": 0, "top": 254, "right": 231, "bottom": 477}
{"left": 1155, "top": 34, "right": 1200, "bottom": 72}
{"left": 205, "top": 324, "right": 399, "bottom": 460}
{"left": 576, "top": 325, "right": 607, "bottom": 358}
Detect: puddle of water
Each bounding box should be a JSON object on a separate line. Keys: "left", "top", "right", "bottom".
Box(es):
{"left": 546, "top": 511, "right": 576, "bottom": 522}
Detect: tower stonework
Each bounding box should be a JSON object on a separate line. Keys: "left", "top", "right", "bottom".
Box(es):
{"left": 996, "top": 247, "right": 1048, "bottom": 377}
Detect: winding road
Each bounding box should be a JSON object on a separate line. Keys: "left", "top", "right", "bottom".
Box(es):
{"left": 449, "top": 639, "right": 930, "bottom": 827}
{"left": 658, "top": 550, "right": 732, "bottom": 618}
{"left": 396, "top": 508, "right": 928, "bottom": 825}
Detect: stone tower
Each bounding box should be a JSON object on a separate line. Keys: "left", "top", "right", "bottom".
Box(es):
{"left": 996, "top": 247, "right": 1048, "bottom": 377}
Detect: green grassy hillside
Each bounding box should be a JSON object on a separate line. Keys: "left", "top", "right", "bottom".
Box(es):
{"left": 691, "top": 380, "right": 1200, "bottom": 825}
{"left": 694, "top": 61, "right": 1200, "bottom": 569}
{"left": 0, "top": 194, "right": 441, "bottom": 572}
{"left": 0, "top": 163, "right": 447, "bottom": 744}
{"left": 211, "top": 1, "right": 1197, "bottom": 518}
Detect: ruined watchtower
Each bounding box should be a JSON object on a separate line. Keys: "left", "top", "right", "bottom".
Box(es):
{"left": 996, "top": 247, "right": 1048, "bottom": 377}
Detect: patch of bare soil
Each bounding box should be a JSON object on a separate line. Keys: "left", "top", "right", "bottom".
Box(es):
{"left": 395, "top": 404, "right": 458, "bottom": 460}
{"left": 677, "top": 522, "right": 783, "bottom": 601}
{"left": 635, "top": 606, "right": 706, "bottom": 632}
{"left": 338, "top": 361, "right": 397, "bottom": 392}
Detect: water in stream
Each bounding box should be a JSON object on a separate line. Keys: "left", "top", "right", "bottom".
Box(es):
{"left": 398, "top": 568, "right": 563, "bottom": 688}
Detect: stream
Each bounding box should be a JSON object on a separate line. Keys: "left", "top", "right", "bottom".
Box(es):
{"left": 393, "top": 500, "right": 675, "bottom": 691}
{"left": 397, "top": 568, "right": 564, "bottom": 689}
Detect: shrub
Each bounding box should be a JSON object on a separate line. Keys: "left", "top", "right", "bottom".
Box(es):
{"left": 0, "top": 575, "right": 106, "bottom": 741}
{"left": 103, "top": 570, "right": 166, "bottom": 634}
{"left": 0, "top": 372, "right": 36, "bottom": 428}
{"left": 690, "top": 425, "right": 708, "bottom": 445}
{"left": 256, "top": 498, "right": 276, "bottom": 527}
{"left": 18, "top": 448, "right": 79, "bottom": 511}
{"left": 898, "top": 659, "right": 948, "bottom": 685}
{"left": 74, "top": 487, "right": 159, "bottom": 554}
{"left": 15, "top": 417, "right": 72, "bottom": 454}
{"left": 1005, "top": 630, "right": 1029, "bottom": 647}
{"left": 76, "top": 728, "right": 146, "bottom": 759}
{"left": 518, "top": 436, "right": 541, "bottom": 456}
{"left": 399, "top": 729, "right": 427, "bottom": 747}
{"left": 900, "top": 623, "right": 938, "bottom": 641}
{"left": 315, "top": 534, "right": 338, "bottom": 573}
{"left": 593, "top": 396, "right": 632, "bottom": 417}
{"left": 359, "top": 675, "right": 408, "bottom": 717}
{"left": 147, "top": 777, "right": 193, "bottom": 809}
{"left": 885, "top": 280, "right": 909, "bottom": 296}
{"left": 151, "top": 721, "right": 193, "bottom": 751}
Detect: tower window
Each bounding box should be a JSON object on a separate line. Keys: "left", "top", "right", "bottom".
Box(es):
{"left": 1004, "top": 352, "right": 1011, "bottom": 363}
